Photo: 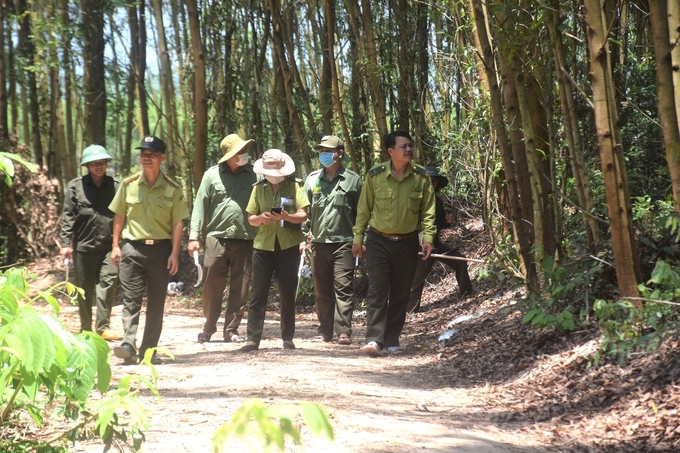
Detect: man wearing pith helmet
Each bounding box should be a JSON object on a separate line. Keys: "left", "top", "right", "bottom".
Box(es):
{"left": 189, "top": 134, "right": 258, "bottom": 344}
{"left": 303, "top": 135, "right": 362, "bottom": 345}
{"left": 109, "top": 135, "right": 190, "bottom": 365}
{"left": 59, "top": 144, "right": 121, "bottom": 341}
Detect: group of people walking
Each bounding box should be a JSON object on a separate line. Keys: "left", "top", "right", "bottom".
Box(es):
{"left": 59, "top": 131, "right": 472, "bottom": 364}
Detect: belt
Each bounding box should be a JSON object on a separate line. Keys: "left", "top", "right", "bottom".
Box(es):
{"left": 369, "top": 227, "right": 419, "bottom": 241}
{"left": 126, "top": 239, "right": 170, "bottom": 246}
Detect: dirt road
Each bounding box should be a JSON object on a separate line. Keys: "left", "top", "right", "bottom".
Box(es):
{"left": 63, "top": 303, "right": 552, "bottom": 453}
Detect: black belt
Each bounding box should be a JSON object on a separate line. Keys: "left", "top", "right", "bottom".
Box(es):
{"left": 126, "top": 239, "right": 170, "bottom": 246}
{"left": 369, "top": 227, "right": 419, "bottom": 241}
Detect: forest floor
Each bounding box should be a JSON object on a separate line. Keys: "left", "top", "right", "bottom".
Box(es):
{"left": 18, "top": 209, "right": 680, "bottom": 452}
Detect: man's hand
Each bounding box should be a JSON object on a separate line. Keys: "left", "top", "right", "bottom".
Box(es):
{"left": 187, "top": 240, "right": 201, "bottom": 257}
{"left": 351, "top": 244, "right": 366, "bottom": 260}
{"left": 111, "top": 246, "right": 121, "bottom": 268}
{"left": 421, "top": 242, "right": 433, "bottom": 260}
{"left": 259, "top": 212, "right": 274, "bottom": 225}
{"left": 167, "top": 254, "right": 179, "bottom": 275}
{"left": 60, "top": 247, "right": 72, "bottom": 261}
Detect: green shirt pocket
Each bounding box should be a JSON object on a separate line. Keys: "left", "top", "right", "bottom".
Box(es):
{"left": 408, "top": 189, "right": 423, "bottom": 213}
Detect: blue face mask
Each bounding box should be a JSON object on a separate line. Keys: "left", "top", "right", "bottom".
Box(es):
{"left": 318, "top": 152, "right": 336, "bottom": 168}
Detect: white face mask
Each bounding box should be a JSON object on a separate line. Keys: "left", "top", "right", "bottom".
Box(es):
{"left": 236, "top": 153, "right": 249, "bottom": 166}
{"left": 265, "top": 175, "right": 285, "bottom": 185}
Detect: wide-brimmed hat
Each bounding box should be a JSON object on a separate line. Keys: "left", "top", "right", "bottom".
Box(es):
{"left": 425, "top": 166, "right": 449, "bottom": 189}
{"left": 136, "top": 135, "right": 166, "bottom": 153}
{"left": 80, "top": 145, "right": 113, "bottom": 166}
{"left": 219, "top": 134, "right": 255, "bottom": 163}
{"left": 253, "top": 149, "right": 296, "bottom": 176}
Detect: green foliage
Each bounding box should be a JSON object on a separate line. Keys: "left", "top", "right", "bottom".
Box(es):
{"left": 521, "top": 256, "right": 604, "bottom": 333}
{"left": 0, "top": 152, "right": 38, "bottom": 186}
{"left": 0, "top": 267, "right": 155, "bottom": 452}
{"left": 592, "top": 259, "right": 680, "bottom": 365}
{"left": 212, "top": 399, "right": 334, "bottom": 453}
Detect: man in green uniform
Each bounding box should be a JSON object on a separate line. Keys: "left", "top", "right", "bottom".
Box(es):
{"left": 109, "top": 135, "right": 189, "bottom": 364}
{"left": 241, "top": 149, "right": 309, "bottom": 351}
{"left": 304, "top": 135, "right": 362, "bottom": 345}
{"left": 59, "top": 145, "right": 120, "bottom": 340}
{"left": 189, "top": 134, "right": 257, "bottom": 344}
{"left": 352, "top": 131, "right": 436, "bottom": 356}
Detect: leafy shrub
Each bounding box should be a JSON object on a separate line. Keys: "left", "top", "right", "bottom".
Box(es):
{"left": 0, "top": 267, "right": 154, "bottom": 452}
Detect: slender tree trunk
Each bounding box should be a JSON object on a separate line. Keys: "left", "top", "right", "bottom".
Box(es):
{"left": 7, "top": 20, "right": 17, "bottom": 139}
{"left": 649, "top": 0, "right": 680, "bottom": 213}
{"left": 122, "top": 2, "right": 138, "bottom": 175}
{"left": 80, "top": 0, "right": 107, "bottom": 146}
{"left": 583, "top": 0, "right": 640, "bottom": 300}
{"left": 60, "top": 0, "right": 75, "bottom": 174}
{"left": 316, "top": 2, "right": 333, "bottom": 132}
{"left": 186, "top": 0, "right": 207, "bottom": 188}
{"left": 0, "top": 0, "right": 9, "bottom": 147}
{"left": 469, "top": 0, "right": 536, "bottom": 288}
{"left": 47, "top": 1, "right": 70, "bottom": 183}
{"left": 16, "top": 0, "right": 43, "bottom": 167}
{"left": 670, "top": 0, "right": 680, "bottom": 133}
{"left": 395, "top": 0, "right": 411, "bottom": 133}
{"left": 268, "top": 0, "right": 312, "bottom": 172}
{"left": 547, "top": 0, "right": 599, "bottom": 249}
{"left": 151, "top": 0, "right": 178, "bottom": 176}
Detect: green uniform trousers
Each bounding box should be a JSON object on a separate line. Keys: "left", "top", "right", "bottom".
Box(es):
{"left": 118, "top": 241, "right": 172, "bottom": 358}
{"left": 73, "top": 249, "right": 118, "bottom": 333}
{"left": 201, "top": 237, "right": 253, "bottom": 338}
{"left": 246, "top": 239, "right": 299, "bottom": 345}
{"left": 310, "top": 241, "right": 355, "bottom": 339}
{"left": 364, "top": 231, "right": 419, "bottom": 348}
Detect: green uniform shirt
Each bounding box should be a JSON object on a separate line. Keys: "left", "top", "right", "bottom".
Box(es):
{"left": 59, "top": 174, "right": 120, "bottom": 253}
{"left": 352, "top": 160, "right": 436, "bottom": 245}
{"left": 109, "top": 171, "right": 190, "bottom": 241}
{"left": 304, "top": 166, "right": 363, "bottom": 243}
{"left": 246, "top": 178, "right": 310, "bottom": 251}
{"left": 190, "top": 163, "right": 257, "bottom": 241}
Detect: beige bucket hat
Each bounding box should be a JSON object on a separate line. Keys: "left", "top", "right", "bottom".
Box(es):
{"left": 253, "top": 149, "right": 296, "bottom": 176}
{"left": 218, "top": 134, "right": 254, "bottom": 164}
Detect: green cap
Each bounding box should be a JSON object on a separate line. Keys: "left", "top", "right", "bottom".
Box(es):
{"left": 81, "top": 145, "right": 113, "bottom": 166}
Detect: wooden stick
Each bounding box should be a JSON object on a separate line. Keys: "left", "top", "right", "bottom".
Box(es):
{"left": 419, "top": 252, "right": 485, "bottom": 263}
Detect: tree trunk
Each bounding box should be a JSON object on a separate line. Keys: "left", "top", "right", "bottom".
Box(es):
{"left": 670, "top": 0, "right": 680, "bottom": 132}
{"left": 151, "top": 0, "right": 178, "bottom": 176}
{"left": 7, "top": 19, "right": 17, "bottom": 140}
{"left": 268, "top": 0, "right": 312, "bottom": 173}
{"left": 16, "top": 0, "right": 43, "bottom": 167}
{"left": 80, "top": 0, "right": 107, "bottom": 146}
{"left": 395, "top": 0, "right": 412, "bottom": 133}
{"left": 0, "top": 0, "right": 9, "bottom": 147}
{"left": 316, "top": 2, "right": 333, "bottom": 133}
{"left": 649, "top": 0, "right": 680, "bottom": 213}
{"left": 137, "top": 1, "right": 150, "bottom": 136}
{"left": 60, "top": 0, "right": 76, "bottom": 175}
{"left": 469, "top": 0, "right": 537, "bottom": 288}
{"left": 547, "top": 0, "right": 600, "bottom": 249}
{"left": 322, "top": 0, "right": 358, "bottom": 173}
{"left": 186, "top": 0, "right": 207, "bottom": 188}
{"left": 583, "top": 0, "right": 640, "bottom": 300}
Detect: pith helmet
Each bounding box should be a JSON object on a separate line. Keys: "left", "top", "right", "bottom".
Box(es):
{"left": 81, "top": 145, "right": 113, "bottom": 166}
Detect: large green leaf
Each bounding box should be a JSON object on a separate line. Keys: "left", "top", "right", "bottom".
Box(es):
{"left": 67, "top": 335, "right": 98, "bottom": 403}
{"left": 80, "top": 332, "right": 111, "bottom": 394}
{"left": 37, "top": 314, "right": 70, "bottom": 372}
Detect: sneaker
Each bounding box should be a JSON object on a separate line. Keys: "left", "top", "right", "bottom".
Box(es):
{"left": 241, "top": 341, "right": 259, "bottom": 352}
{"left": 99, "top": 330, "right": 121, "bottom": 342}
{"left": 225, "top": 333, "right": 245, "bottom": 343}
{"left": 337, "top": 334, "right": 352, "bottom": 345}
{"left": 282, "top": 340, "right": 296, "bottom": 350}
{"left": 387, "top": 346, "right": 404, "bottom": 355}
{"left": 362, "top": 341, "right": 382, "bottom": 357}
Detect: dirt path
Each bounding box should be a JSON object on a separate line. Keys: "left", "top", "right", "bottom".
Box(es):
{"left": 61, "top": 303, "right": 553, "bottom": 453}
